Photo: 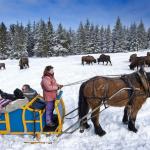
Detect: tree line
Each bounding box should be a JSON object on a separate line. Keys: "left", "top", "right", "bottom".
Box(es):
{"left": 0, "top": 17, "right": 150, "bottom": 58}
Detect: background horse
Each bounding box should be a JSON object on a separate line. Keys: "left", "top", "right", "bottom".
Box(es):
{"left": 129, "top": 53, "right": 137, "bottom": 62}
{"left": 97, "top": 54, "right": 112, "bottom": 65}
{"left": 78, "top": 68, "right": 150, "bottom": 136}
{"left": 129, "top": 56, "right": 150, "bottom": 70}
{"left": 19, "top": 57, "right": 29, "bottom": 69}
{"left": 0, "top": 63, "right": 5, "bottom": 70}
{"left": 81, "top": 55, "right": 96, "bottom": 65}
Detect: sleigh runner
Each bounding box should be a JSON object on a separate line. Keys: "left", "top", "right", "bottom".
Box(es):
{"left": 0, "top": 91, "right": 65, "bottom": 135}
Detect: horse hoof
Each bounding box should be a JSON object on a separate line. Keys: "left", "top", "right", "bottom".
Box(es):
{"left": 128, "top": 127, "right": 138, "bottom": 133}
{"left": 100, "top": 130, "right": 106, "bottom": 136}
{"left": 79, "top": 126, "right": 85, "bottom": 133}
{"left": 95, "top": 129, "right": 106, "bottom": 136}
{"left": 85, "top": 123, "right": 90, "bottom": 129}
{"left": 79, "top": 129, "right": 84, "bottom": 133}
{"left": 132, "top": 128, "right": 138, "bottom": 133}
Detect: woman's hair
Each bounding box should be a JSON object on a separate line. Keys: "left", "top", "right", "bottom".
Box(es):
{"left": 43, "top": 65, "right": 53, "bottom": 76}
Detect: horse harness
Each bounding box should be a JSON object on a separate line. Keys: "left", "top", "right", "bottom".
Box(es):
{"left": 85, "top": 70, "right": 150, "bottom": 108}
{"left": 121, "top": 70, "right": 150, "bottom": 106}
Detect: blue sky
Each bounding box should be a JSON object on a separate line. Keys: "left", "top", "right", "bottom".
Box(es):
{"left": 0, "top": 0, "right": 150, "bottom": 29}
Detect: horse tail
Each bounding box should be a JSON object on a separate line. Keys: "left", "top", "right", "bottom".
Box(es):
{"left": 78, "top": 82, "right": 89, "bottom": 119}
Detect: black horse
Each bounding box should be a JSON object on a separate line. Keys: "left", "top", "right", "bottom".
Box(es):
{"left": 97, "top": 54, "right": 112, "bottom": 65}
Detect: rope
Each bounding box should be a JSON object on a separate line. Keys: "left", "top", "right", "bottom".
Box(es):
{"left": 63, "top": 79, "right": 89, "bottom": 87}
{"left": 63, "top": 74, "right": 123, "bottom": 87}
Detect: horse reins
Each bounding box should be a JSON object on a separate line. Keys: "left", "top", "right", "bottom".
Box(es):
{"left": 63, "top": 74, "right": 123, "bottom": 87}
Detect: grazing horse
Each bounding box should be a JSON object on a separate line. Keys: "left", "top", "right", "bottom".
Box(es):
{"left": 0, "top": 63, "right": 5, "bottom": 70}
{"left": 81, "top": 55, "right": 96, "bottom": 65}
{"left": 78, "top": 68, "right": 150, "bottom": 136}
{"left": 129, "top": 53, "right": 137, "bottom": 62}
{"left": 19, "top": 57, "right": 29, "bottom": 69}
{"left": 129, "top": 56, "right": 145, "bottom": 70}
{"left": 97, "top": 54, "right": 112, "bottom": 65}
{"left": 147, "top": 52, "right": 150, "bottom": 56}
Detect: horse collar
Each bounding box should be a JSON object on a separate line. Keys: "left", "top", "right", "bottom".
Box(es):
{"left": 137, "top": 71, "right": 150, "bottom": 97}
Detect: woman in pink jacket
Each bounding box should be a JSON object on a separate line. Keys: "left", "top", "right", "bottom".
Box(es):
{"left": 41, "top": 65, "right": 63, "bottom": 127}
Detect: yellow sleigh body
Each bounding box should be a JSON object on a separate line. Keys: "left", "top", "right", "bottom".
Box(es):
{"left": 0, "top": 92, "right": 65, "bottom": 135}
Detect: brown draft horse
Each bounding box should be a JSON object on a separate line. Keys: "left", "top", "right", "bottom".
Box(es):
{"left": 78, "top": 68, "right": 150, "bottom": 136}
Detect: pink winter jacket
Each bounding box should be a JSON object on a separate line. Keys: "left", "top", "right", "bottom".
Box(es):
{"left": 41, "top": 75, "right": 58, "bottom": 101}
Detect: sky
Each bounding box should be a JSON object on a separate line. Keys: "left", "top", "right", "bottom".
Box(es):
{"left": 0, "top": 0, "right": 150, "bottom": 30}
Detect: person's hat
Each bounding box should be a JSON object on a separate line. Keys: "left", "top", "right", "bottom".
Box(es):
{"left": 45, "top": 65, "right": 54, "bottom": 72}
{"left": 49, "top": 65, "right": 53, "bottom": 69}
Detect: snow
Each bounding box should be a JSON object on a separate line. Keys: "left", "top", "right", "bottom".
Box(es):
{"left": 1, "top": 50, "right": 150, "bottom": 149}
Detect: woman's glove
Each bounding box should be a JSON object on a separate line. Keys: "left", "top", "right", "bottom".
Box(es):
{"left": 58, "top": 85, "right": 63, "bottom": 90}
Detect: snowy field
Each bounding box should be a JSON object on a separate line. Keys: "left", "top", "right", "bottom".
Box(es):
{"left": 1, "top": 50, "right": 150, "bottom": 150}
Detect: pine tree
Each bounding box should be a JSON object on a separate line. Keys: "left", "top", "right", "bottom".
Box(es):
{"left": 84, "top": 19, "right": 91, "bottom": 53}
{"left": 47, "top": 18, "right": 54, "bottom": 56}
{"left": 105, "top": 25, "right": 113, "bottom": 52}
{"left": 25, "top": 22, "right": 34, "bottom": 57}
{"left": 33, "top": 19, "right": 48, "bottom": 57}
{"left": 89, "top": 24, "right": 96, "bottom": 53}
{"left": 76, "top": 22, "right": 86, "bottom": 54}
{"left": 55, "top": 23, "right": 69, "bottom": 56}
{"left": 99, "top": 26, "right": 106, "bottom": 53}
{"left": 128, "top": 23, "right": 138, "bottom": 51}
{"left": 93, "top": 25, "right": 100, "bottom": 53}
{"left": 112, "top": 17, "right": 125, "bottom": 52}
{"left": 68, "top": 28, "right": 77, "bottom": 54}
{"left": 0, "top": 22, "right": 8, "bottom": 57}
{"left": 137, "top": 20, "right": 147, "bottom": 51}
{"left": 9, "top": 23, "right": 26, "bottom": 58}
{"left": 147, "top": 28, "right": 150, "bottom": 49}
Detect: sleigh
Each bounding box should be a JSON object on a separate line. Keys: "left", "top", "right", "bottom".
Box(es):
{"left": 0, "top": 91, "right": 65, "bottom": 136}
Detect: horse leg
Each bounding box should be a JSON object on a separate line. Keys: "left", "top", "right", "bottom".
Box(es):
{"left": 82, "top": 60, "right": 84, "bottom": 65}
{"left": 27, "top": 63, "right": 29, "bottom": 68}
{"left": 122, "top": 106, "right": 128, "bottom": 124}
{"left": 78, "top": 87, "right": 90, "bottom": 133}
{"left": 128, "top": 99, "right": 143, "bottom": 133}
{"left": 80, "top": 118, "right": 90, "bottom": 133}
{"left": 122, "top": 105, "right": 131, "bottom": 124}
{"left": 128, "top": 116, "right": 137, "bottom": 133}
{"left": 109, "top": 60, "right": 112, "bottom": 65}
{"left": 20, "top": 65, "right": 23, "bottom": 69}
{"left": 79, "top": 106, "right": 90, "bottom": 133}
{"left": 91, "top": 107, "right": 106, "bottom": 136}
